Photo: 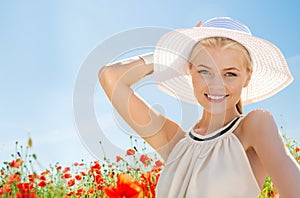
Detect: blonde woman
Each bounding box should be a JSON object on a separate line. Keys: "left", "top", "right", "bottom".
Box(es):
{"left": 99, "top": 17, "right": 300, "bottom": 197}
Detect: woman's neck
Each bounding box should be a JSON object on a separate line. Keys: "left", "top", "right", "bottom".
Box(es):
{"left": 194, "top": 109, "right": 241, "bottom": 135}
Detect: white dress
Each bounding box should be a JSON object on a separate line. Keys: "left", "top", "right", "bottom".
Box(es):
{"left": 156, "top": 116, "right": 261, "bottom": 198}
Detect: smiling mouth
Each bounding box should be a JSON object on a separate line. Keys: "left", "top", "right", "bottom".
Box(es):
{"left": 205, "top": 94, "right": 229, "bottom": 103}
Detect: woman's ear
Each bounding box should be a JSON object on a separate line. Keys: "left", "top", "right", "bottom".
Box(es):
{"left": 243, "top": 68, "right": 253, "bottom": 88}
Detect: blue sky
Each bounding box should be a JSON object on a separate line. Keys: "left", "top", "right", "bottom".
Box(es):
{"left": 1, "top": 0, "right": 300, "bottom": 167}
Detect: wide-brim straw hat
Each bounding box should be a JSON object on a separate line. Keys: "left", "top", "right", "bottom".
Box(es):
{"left": 153, "top": 17, "right": 293, "bottom": 105}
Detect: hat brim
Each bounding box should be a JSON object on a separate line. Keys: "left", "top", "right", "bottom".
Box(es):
{"left": 153, "top": 27, "right": 293, "bottom": 105}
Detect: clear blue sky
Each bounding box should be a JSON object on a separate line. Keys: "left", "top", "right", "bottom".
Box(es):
{"left": 1, "top": 0, "right": 300, "bottom": 167}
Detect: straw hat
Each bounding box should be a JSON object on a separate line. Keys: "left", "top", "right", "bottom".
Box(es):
{"left": 153, "top": 17, "right": 293, "bottom": 105}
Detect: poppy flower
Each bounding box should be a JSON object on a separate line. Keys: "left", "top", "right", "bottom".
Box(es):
{"left": 76, "top": 188, "right": 85, "bottom": 195}
{"left": 80, "top": 171, "right": 87, "bottom": 176}
{"left": 91, "top": 161, "right": 101, "bottom": 171}
{"left": 56, "top": 166, "right": 62, "bottom": 171}
{"left": 103, "top": 173, "right": 142, "bottom": 198}
{"left": 40, "top": 170, "right": 50, "bottom": 175}
{"left": 75, "top": 175, "right": 82, "bottom": 181}
{"left": 38, "top": 180, "right": 47, "bottom": 188}
{"left": 8, "top": 174, "right": 20, "bottom": 184}
{"left": 88, "top": 187, "right": 95, "bottom": 195}
{"left": 94, "top": 174, "right": 105, "bottom": 185}
{"left": 155, "top": 160, "right": 164, "bottom": 167}
{"left": 0, "top": 186, "right": 12, "bottom": 194}
{"left": 10, "top": 158, "right": 23, "bottom": 168}
{"left": 126, "top": 148, "right": 136, "bottom": 156}
{"left": 67, "top": 179, "right": 75, "bottom": 187}
{"left": 116, "top": 156, "right": 122, "bottom": 162}
{"left": 139, "top": 154, "right": 151, "bottom": 166}
{"left": 28, "top": 174, "right": 35, "bottom": 183}
{"left": 62, "top": 173, "right": 72, "bottom": 179}
{"left": 63, "top": 167, "right": 71, "bottom": 173}
{"left": 17, "top": 182, "right": 34, "bottom": 192}
{"left": 39, "top": 175, "right": 46, "bottom": 181}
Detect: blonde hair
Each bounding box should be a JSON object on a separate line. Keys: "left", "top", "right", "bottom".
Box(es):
{"left": 190, "top": 37, "right": 252, "bottom": 114}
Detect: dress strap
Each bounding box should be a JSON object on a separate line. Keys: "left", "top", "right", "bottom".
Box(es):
{"left": 189, "top": 116, "right": 241, "bottom": 141}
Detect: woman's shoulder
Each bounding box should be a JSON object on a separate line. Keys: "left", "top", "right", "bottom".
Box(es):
{"left": 241, "top": 109, "right": 278, "bottom": 145}
{"left": 243, "top": 109, "right": 276, "bottom": 125}
{"left": 243, "top": 109, "right": 275, "bottom": 124}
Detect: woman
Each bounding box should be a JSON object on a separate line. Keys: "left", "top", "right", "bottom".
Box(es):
{"left": 99, "top": 17, "right": 300, "bottom": 197}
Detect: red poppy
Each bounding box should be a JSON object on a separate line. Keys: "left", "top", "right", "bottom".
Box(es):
{"left": 28, "top": 174, "right": 35, "bottom": 183}
{"left": 66, "top": 191, "right": 75, "bottom": 196}
{"left": 103, "top": 173, "right": 142, "bottom": 198}
{"left": 80, "top": 171, "right": 87, "bottom": 176}
{"left": 76, "top": 188, "right": 85, "bottom": 195}
{"left": 8, "top": 173, "right": 20, "bottom": 184}
{"left": 39, "top": 175, "right": 46, "bottom": 181}
{"left": 63, "top": 167, "right": 71, "bottom": 173}
{"left": 62, "top": 173, "right": 72, "bottom": 179}
{"left": 95, "top": 184, "right": 103, "bottom": 191}
{"left": 126, "top": 148, "right": 136, "bottom": 156}
{"left": 139, "top": 154, "right": 151, "bottom": 166}
{"left": 17, "top": 182, "right": 34, "bottom": 192}
{"left": 67, "top": 179, "right": 75, "bottom": 187}
{"left": 294, "top": 147, "right": 300, "bottom": 153}
{"left": 91, "top": 161, "right": 101, "bottom": 171}
{"left": 10, "top": 158, "right": 23, "bottom": 168}
{"left": 94, "top": 169, "right": 101, "bottom": 175}
{"left": 267, "top": 190, "right": 275, "bottom": 197}
{"left": 154, "top": 160, "right": 164, "bottom": 167}
{"left": 75, "top": 175, "right": 82, "bottom": 181}
{"left": 0, "top": 185, "right": 12, "bottom": 195}
{"left": 88, "top": 187, "right": 95, "bottom": 195}
{"left": 140, "top": 171, "right": 160, "bottom": 197}
{"left": 38, "top": 180, "right": 47, "bottom": 188}
{"left": 94, "top": 174, "right": 105, "bottom": 185}
{"left": 40, "top": 170, "right": 50, "bottom": 175}
{"left": 116, "top": 156, "right": 122, "bottom": 162}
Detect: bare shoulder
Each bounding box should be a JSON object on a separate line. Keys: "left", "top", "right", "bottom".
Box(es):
{"left": 242, "top": 110, "right": 300, "bottom": 197}
{"left": 243, "top": 109, "right": 277, "bottom": 131}
{"left": 244, "top": 108, "right": 274, "bottom": 122}
{"left": 241, "top": 109, "right": 279, "bottom": 146}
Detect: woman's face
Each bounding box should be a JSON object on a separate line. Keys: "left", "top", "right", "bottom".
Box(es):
{"left": 189, "top": 46, "right": 251, "bottom": 114}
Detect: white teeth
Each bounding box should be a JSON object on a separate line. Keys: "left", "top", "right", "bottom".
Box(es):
{"left": 207, "top": 94, "right": 226, "bottom": 100}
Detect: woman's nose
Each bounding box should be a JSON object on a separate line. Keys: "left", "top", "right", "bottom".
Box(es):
{"left": 206, "top": 73, "right": 225, "bottom": 88}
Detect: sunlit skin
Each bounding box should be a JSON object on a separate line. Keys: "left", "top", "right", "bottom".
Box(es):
{"left": 189, "top": 46, "right": 252, "bottom": 134}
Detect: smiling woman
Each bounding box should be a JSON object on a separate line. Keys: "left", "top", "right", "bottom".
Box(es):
{"left": 188, "top": 37, "right": 252, "bottom": 115}
{"left": 99, "top": 17, "right": 300, "bottom": 197}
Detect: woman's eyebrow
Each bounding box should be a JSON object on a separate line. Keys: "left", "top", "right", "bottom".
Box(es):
{"left": 196, "top": 64, "right": 211, "bottom": 69}
{"left": 223, "top": 67, "right": 241, "bottom": 71}
{"left": 196, "top": 64, "right": 241, "bottom": 72}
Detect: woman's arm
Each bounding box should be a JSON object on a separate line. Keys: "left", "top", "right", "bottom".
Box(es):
{"left": 98, "top": 54, "right": 184, "bottom": 160}
{"left": 245, "top": 110, "right": 300, "bottom": 197}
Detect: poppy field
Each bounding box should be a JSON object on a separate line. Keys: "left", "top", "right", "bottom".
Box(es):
{"left": 0, "top": 134, "right": 299, "bottom": 198}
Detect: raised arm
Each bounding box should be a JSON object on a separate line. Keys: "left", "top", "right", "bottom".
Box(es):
{"left": 245, "top": 110, "right": 300, "bottom": 197}
{"left": 98, "top": 54, "right": 184, "bottom": 160}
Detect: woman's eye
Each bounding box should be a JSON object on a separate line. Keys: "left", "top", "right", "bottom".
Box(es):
{"left": 198, "top": 70, "right": 210, "bottom": 75}
{"left": 225, "top": 72, "right": 237, "bottom": 77}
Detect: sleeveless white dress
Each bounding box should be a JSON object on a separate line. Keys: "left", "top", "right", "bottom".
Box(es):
{"left": 156, "top": 116, "right": 261, "bottom": 198}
